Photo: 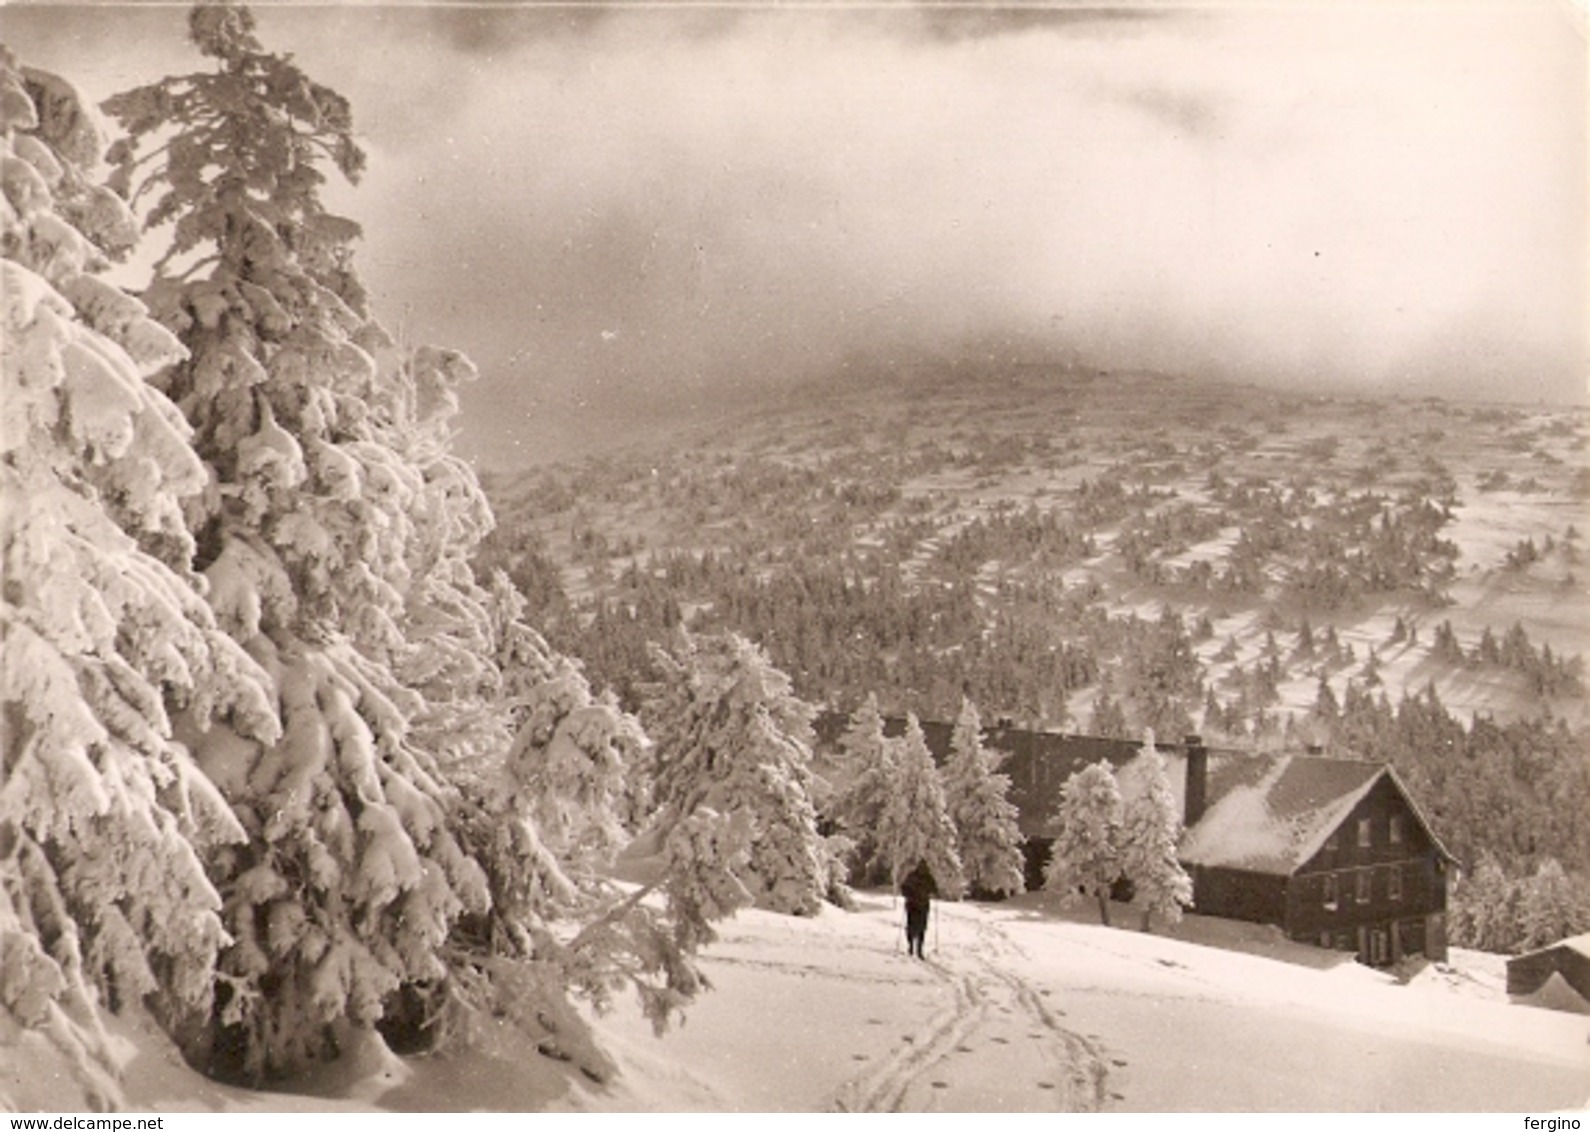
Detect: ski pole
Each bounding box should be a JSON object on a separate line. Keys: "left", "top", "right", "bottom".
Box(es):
{"left": 933, "top": 901, "right": 940, "bottom": 955}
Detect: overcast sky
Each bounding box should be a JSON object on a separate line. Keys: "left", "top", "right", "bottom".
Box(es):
{"left": 9, "top": 1, "right": 1587, "bottom": 467}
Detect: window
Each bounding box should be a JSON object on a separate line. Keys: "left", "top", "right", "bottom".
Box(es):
{"left": 1355, "top": 870, "right": 1371, "bottom": 904}
{"left": 1357, "top": 818, "right": 1372, "bottom": 849}
{"left": 1322, "top": 873, "right": 1339, "bottom": 909}
{"left": 1325, "top": 831, "right": 1339, "bottom": 855}
{"left": 1372, "top": 929, "right": 1390, "bottom": 966}
{"left": 1388, "top": 867, "right": 1403, "bottom": 903}
{"left": 1389, "top": 815, "right": 1405, "bottom": 845}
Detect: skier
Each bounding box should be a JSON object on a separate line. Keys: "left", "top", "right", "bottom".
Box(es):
{"left": 900, "top": 860, "right": 938, "bottom": 959}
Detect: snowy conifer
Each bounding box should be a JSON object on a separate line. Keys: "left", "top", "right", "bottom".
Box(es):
{"left": 941, "top": 699, "right": 1025, "bottom": 899}
{"left": 94, "top": 1, "right": 736, "bottom": 1077}
{"left": 878, "top": 714, "right": 965, "bottom": 898}
{"left": 1448, "top": 851, "right": 1516, "bottom": 952}
{"left": 1, "top": 49, "right": 277, "bottom": 1106}
{"left": 1088, "top": 685, "right": 1129, "bottom": 739}
{"left": 489, "top": 574, "right": 641, "bottom": 875}
{"left": 387, "top": 346, "right": 514, "bottom": 776}
{"left": 1117, "top": 731, "right": 1192, "bottom": 931}
{"left": 829, "top": 693, "right": 896, "bottom": 886}
{"left": 417, "top": 572, "right": 714, "bottom": 1058}
{"left": 1043, "top": 762, "right": 1124, "bottom": 925}
{"left": 101, "top": 5, "right": 497, "bottom": 1078}
{"left": 836, "top": 693, "right": 888, "bottom": 772}
{"left": 642, "top": 631, "right": 839, "bottom": 916}
{"left": 1517, "top": 859, "right": 1589, "bottom": 953}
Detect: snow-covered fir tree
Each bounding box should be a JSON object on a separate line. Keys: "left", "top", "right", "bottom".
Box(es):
{"left": 1448, "top": 852, "right": 1515, "bottom": 953}
{"left": 1088, "top": 685, "right": 1129, "bottom": 739}
{"left": 481, "top": 578, "right": 718, "bottom": 1006}
{"left": 0, "top": 50, "right": 278, "bottom": 1107}
{"left": 385, "top": 346, "right": 515, "bottom": 780}
{"left": 83, "top": 0, "right": 742, "bottom": 1082}
{"left": 642, "top": 631, "right": 842, "bottom": 917}
{"left": 1516, "top": 858, "right": 1590, "bottom": 953}
{"left": 1043, "top": 762, "right": 1124, "bottom": 926}
{"left": 100, "top": 6, "right": 503, "bottom": 1077}
{"left": 488, "top": 573, "right": 640, "bottom": 877}
{"left": 829, "top": 692, "right": 896, "bottom": 886}
{"left": 1116, "top": 731, "right": 1192, "bottom": 932}
{"left": 345, "top": 348, "right": 701, "bottom": 1063}
{"left": 940, "top": 699, "right": 1025, "bottom": 899}
{"left": 1451, "top": 851, "right": 1590, "bottom": 955}
{"left": 878, "top": 714, "right": 965, "bottom": 898}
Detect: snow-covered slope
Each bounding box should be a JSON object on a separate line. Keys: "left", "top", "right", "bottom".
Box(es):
{"left": 91, "top": 894, "right": 1590, "bottom": 1113}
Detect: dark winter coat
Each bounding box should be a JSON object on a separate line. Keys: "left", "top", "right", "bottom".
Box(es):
{"left": 900, "top": 862, "right": 938, "bottom": 912}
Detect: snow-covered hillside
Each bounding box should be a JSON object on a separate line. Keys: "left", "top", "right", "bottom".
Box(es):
{"left": 83, "top": 894, "right": 1590, "bottom": 1113}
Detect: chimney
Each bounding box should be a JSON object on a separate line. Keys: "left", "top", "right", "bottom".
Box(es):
{"left": 1183, "top": 734, "right": 1208, "bottom": 828}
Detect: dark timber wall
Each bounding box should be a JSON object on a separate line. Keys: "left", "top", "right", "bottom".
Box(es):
{"left": 1286, "top": 775, "right": 1449, "bottom": 963}
{"left": 1188, "top": 865, "right": 1287, "bottom": 926}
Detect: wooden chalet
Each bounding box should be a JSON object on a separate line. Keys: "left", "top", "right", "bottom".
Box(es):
{"left": 1114, "top": 740, "right": 1455, "bottom": 966}
{"left": 816, "top": 714, "right": 1455, "bottom": 966}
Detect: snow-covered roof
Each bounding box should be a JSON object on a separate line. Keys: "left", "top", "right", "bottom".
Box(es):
{"left": 1183, "top": 755, "right": 1381, "bottom": 873}
{"left": 1117, "top": 748, "right": 1447, "bottom": 875}
{"left": 1514, "top": 932, "right": 1590, "bottom": 962}
{"left": 1507, "top": 933, "right": 1590, "bottom": 1002}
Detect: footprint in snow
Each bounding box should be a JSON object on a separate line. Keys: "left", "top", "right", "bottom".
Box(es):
{"left": 1037, "top": 1082, "right": 1055, "bottom": 1091}
{"left": 931, "top": 1081, "right": 948, "bottom": 1090}
{"left": 991, "top": 1037, "right": 1009, "bottom": 1045}
{"left": 1111, "top": 1059, "right": 1128, "bottom": 1068}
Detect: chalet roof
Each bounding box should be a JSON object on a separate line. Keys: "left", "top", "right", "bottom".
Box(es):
{"left": 1160, "top": 751, "right": 1379, "bottom": 873}
{"left": 1116, "top": 748, "right": 1456, "bottom": 875}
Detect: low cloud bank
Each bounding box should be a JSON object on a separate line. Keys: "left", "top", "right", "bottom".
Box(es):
{"left": 9, "top": 3, "right": 1585, "bottom": 465}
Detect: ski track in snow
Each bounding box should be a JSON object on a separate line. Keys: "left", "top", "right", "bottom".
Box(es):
{"left": 830, "top": 908, "right": 1110, "bottom": 1112}
{"left": 575, "top": 897, "right": 1590, "bottom": 1112}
